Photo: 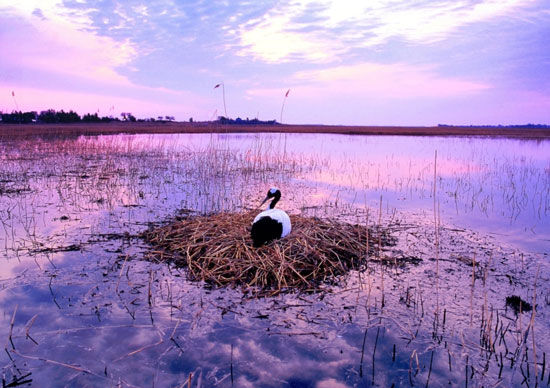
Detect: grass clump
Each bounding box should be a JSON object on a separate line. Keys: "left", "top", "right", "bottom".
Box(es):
{"left": 505, "top": 295, "right": 532, "bottom": 315}
{"left": 142, "top": 211, "right": 395, "bottom": 295}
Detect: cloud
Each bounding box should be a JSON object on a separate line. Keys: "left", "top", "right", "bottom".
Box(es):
{"left": 362, "top": 0, "right": 536, "bottom": 45}
{"left": 236, "top": 2, "right": 343, "bottom": 63}
{"left": 235, "top": 2, "right": 340, "bottom": 63}
{"left": 0, "top": 0, "right": 95, "bottom": 30}
{"left": 235, "top": 0, "right": 537, "bottom": 63}
{"left": 238, "top": 18, "right": 341, "bottom": 63}
{"left": 1, "top": 0, "right": 546, "bottom": 125}
{"left": 247, "top": 62, "right": 490, "bottom": 100}
{"left": 0, "top": 5, "right": 136, "bottom": 86}
{"left": 0, "top": 4, "right": 210, "bottom": 119}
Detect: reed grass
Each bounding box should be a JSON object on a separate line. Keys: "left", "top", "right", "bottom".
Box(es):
{"left": 142, "top": 211, "right": 396, "bottom": 294}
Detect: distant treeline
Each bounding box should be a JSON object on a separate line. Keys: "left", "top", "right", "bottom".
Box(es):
{"left": 0, "top": 110, "right": 176, "bottom": 124}
{"left": 438, "top": 123, "right": 549, "bottom": 128}
{"left": 217, "top": 116, "right": 278, "bottom": 125}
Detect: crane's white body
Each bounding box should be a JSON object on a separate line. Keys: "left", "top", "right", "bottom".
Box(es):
{"left": 253, "top": 208, "right": 291, "bottom": 238}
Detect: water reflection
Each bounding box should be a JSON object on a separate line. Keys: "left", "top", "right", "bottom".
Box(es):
{"left": 5, "top": 132, "right": 543, "bottom": 252}
{"left": 0, "top": 133, "right": 548, "bottom": 387}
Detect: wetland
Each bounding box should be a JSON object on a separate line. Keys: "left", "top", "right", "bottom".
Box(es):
{"left": 0, "top": 131, "right": 549, "bottom": 387}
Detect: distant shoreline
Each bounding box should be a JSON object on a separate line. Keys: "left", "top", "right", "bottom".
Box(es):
{"left": 1, "top": 122, "right": 550, "bottom": 139}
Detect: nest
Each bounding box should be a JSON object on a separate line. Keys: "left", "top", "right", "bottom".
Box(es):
{"left": 142, "top": 211, "right": 395, "bottom": 294}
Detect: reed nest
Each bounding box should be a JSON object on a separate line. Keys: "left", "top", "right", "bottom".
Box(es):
{"left": 142, "top": 211, "right": 396, "bottom": 294}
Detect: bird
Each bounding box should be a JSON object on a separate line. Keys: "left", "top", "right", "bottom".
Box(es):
{"left": 251, "top": 188, "right": 291, "bottom": 247}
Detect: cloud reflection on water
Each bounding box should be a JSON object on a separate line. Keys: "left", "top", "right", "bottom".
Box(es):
{"left": 0, "top": 133, "right": 548, "bottom": 387}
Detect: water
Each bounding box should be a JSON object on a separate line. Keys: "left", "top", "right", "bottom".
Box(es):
{"left": 0, "top": 132, "right": 548, "bottom": 387}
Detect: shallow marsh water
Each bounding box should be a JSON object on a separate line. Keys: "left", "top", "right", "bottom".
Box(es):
{"left": 0, "top": 132, "right": 549, "bottom": 387}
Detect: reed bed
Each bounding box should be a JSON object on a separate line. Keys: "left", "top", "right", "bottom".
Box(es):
{"left": 142, "top": 211, "right": 395, "bottom": 294}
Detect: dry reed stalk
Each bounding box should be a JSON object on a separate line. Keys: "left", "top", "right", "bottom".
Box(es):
{"left": 529, "top": 263, "right": 540, "bottom": 384}
{"left": 359, "top": 327, "right": 368, "bottom": 378}
{"left": 377, "top": 196, "right": 385, "bottom": 308}
{"left": 113, "top": 337, "right": 164, "bottom": 363}
{"left": 115, "top": 254, "right": 130, "bottom": 292}
{"left": 8, "top": 304, "right": 18, "bottom": 350}
{"left": 24, "top": 314, "right": 39, "bottom": 345}
{"left": 142, "top": 211, "right": 395, "bottom": 295}
{"left": 12, "top": 348, "right": 95, "bottom": 375}
{"left": 230, "top": 343, "right": 234, "bottom": 385}
{"left": 433, "top": 150, "right": 440, "bottom": 321}
{"left": 426, "top": 349, "right": 434, "bottom": 388}
{"left": 470, "top": 253, "right": 476, "bottom": 327}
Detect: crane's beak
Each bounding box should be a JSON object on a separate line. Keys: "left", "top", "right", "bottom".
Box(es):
{"left": 258, "top": 195, "right": 269, "bottom": 208}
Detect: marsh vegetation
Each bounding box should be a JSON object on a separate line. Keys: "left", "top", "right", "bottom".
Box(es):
{"left": 0, "top": 132, "right": 548, "bottom": 387}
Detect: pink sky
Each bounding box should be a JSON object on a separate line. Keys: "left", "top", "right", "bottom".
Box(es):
{"left": 1, "top": 0, "right": 549, "bottom": 125}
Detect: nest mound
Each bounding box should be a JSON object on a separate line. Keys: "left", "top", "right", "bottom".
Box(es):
{"left": 142, "top": 211, "right": 395, "bottom": 294}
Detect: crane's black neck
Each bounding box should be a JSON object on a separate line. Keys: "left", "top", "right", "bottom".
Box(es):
{"left": 269, "top": 192, "right": 281, "bottom": 209}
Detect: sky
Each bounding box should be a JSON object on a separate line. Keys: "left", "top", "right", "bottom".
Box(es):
{"left": 0, "top": 0, "right": 549, "bottom": 126}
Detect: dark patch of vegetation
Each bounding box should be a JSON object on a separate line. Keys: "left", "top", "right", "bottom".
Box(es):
{"left": 217, "top": 116, "right": 278, "bottom": 125}
{"left": 1, "top": 111, "right": 37, "bottom": 124}
{"left": 1, "top": 371, "right": 33, "bottom": 387}
{"left": 82, "top": 113, "right": 103, "bottom": 122}
{"left": 438, "top": 123, "right": 549, "bottom": 128}
{"left": 31, "top": 244, "right": 81, "bottom": 254}
{"left": 38, "top": 109, "right": 81, "bottom": 123}
{"left": 0, "top": 183, "right": 31, "bottom": 196}
{"left": 0, "top": 110, "right": 176, "bottom": 124}
{"left": 505, "top": 295, "right": 532, "bottom": 315}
